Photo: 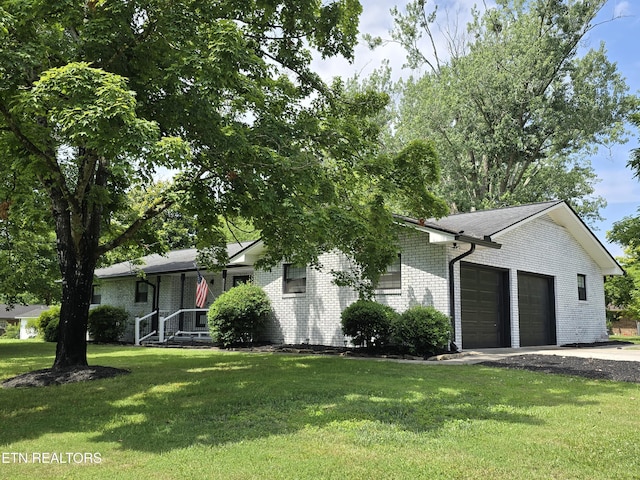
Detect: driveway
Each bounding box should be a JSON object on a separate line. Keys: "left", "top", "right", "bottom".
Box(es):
{"left": 430, "top": 344, "right": 640, "bottom": 364}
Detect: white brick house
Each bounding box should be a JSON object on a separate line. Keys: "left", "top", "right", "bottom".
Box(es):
{"left": 94, "top": 200, "right": 622, "bottom": 349}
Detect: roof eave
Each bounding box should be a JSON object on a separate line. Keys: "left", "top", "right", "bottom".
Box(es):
{"left": 396, "top": 218, "right": 501, "bottom": 249}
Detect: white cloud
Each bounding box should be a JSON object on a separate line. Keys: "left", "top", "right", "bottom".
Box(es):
{"left": 614, "top": 1, "right": 631, "bottom": 18}
{"left": 311, "top": 0, "right": 488, "bottom": 84}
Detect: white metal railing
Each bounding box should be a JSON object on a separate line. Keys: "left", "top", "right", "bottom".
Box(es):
{"left": 135, "top": 311, "right": 158, "bottom": 346}
{"left": 135, "top": 309, "right": 209, "bottom": 345}
{"left": 159, "top": 309, "right": 209, "bottom": 343}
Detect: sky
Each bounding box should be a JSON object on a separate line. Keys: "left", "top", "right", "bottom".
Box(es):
{"left": 310, "top": 0, "right": 640, "bottom": 258}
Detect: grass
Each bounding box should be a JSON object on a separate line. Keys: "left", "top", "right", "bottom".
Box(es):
{"left": 610, "top": 335, "right": 640, "bottom": 345}
{"left": 1, "top": 339, "right": 639, "bottom": 479}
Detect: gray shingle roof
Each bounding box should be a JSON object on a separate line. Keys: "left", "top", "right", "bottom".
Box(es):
{"left": 0, "top": 304, "right": 48, "bottom": 320}
{"left": 94, "top": 242, "right": 255, "bottom": 279}
{"left": 425, "top": 200, "right": 563, "bottom": 239}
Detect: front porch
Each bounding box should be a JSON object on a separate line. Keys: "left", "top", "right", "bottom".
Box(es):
{"left": 135, "top": 308, "right": 211, "bottom": 345}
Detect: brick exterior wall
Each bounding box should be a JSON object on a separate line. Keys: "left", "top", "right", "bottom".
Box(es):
{"left": 98, "top": 213, "right": 611, "bottom": 349}
{"left": 449, "top": 214, "right": 609, "bottom": 348}
{"left": 255, "top": 231, "right": 450, "bottom": 346}
{"left": 96, "top": 269, "right": 252, "bottom": 341}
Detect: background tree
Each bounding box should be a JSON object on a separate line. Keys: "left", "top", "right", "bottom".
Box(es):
{"left": 0, "top": 164, "right": 60, "bottom": 305}
{"left": 380, "top": 0, "right": 636, "bottom": 220}
{"left": 0, "top": 1, "right": 446, "bottom": 369}
{"left": 606, "top": 112, "right": 640, "bottom": 320}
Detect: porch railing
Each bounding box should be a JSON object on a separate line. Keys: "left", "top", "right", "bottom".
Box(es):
{"left": 134, "top": 311, "right": 158, "bottom": 346}
{"left": 135, "top": 309, "right": 209, "bottom": 345}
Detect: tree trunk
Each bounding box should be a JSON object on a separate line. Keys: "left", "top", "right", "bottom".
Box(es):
{"left": 53, "top": 257, "right": 96, "bottom": 369}
{"left": 48, "top": 155, "right": 103, "bottom": 370}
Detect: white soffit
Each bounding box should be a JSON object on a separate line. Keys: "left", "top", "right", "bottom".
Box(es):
{"left": 227, "top": 240, "right": 266, "bottom": 266}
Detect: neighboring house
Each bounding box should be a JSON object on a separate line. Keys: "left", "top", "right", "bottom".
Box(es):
{"left": 94, "top": 200, "right": 623, "bottom": 350}
{"left": 0, "top": 304, "right": 48, "bottom": 338}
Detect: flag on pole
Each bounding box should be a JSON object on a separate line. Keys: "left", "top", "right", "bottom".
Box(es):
{"left": 195, "top": 271, "right": 209, "bottom": 308}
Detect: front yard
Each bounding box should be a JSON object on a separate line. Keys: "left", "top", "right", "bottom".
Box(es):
{"left": 1, "top": 339, "right": 639, "bottom": 479}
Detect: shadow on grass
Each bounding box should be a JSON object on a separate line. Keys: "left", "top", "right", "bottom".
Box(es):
{"left": 0, "top": 344, "right": 634, "bottom": 453}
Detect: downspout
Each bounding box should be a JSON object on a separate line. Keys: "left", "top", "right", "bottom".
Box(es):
{"left": 179, "top": 273, "right": 185, "bottom": 330}
{"left": 448, "top": 243, "right": 476, "bottom": 352}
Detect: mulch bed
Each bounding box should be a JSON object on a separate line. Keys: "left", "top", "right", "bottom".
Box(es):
{"left": 479, "top": 354, "right": 640, "bottom": 383}
{"left": 2, "top": 366, "right": 130, "bottom": 389}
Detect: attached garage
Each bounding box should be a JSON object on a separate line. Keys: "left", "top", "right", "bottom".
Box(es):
{"left": 460, "top": 263, "right": 510, "bottom": 349}
{"left": 517, "top": 272, "right": 556, "bottom": 346}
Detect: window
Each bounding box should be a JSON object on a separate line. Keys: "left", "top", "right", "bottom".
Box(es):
{"left": 91, "top": 285, "right": 102, "bottom": 305}
{"left": 233, "top": 275, "right": 252, "bottom": 287}
{"left": 283, "top": 264, "right": 306, "bottom": 294}
{"left": 135, "top": 281, "right": 149, "bottom": 303}
{"left": 577, "top": 274, "right": 587, "bottom": 301}
{"left": 376, "top": 254, "right": 402, "bottom": 290}
{"left": 195, "top": 311, "right": 207, "bottom": 328}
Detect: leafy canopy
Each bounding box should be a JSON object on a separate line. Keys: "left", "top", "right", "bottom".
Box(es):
{"left": 0, "top": 1, "right": 448, "bottom": 367}
{"left": 606, "top": 113, "right": 640, "bottom": 320}
{"left": 382, "top": 0, "right": 637, "bottom": 221}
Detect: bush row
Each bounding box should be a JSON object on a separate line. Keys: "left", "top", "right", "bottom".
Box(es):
{"left": 341, "top": 299, "right": 451, "bottom": 357}
{"left": 34, "top": 305, "right": 128, "bottom": 343}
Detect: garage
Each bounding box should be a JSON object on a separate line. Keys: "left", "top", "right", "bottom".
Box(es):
{"left": 517, "top": 272, "right": 556, "bottom": 346}
{"left": 460, "top": 263, "right": 510, "bottom": 348}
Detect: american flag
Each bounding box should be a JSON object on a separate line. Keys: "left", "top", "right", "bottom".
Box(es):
{"left": 195, "top": 271, "right": 209, "bottom": 308}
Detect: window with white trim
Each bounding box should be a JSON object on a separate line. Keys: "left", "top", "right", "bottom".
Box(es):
{"left": 283, "top": 264, "right": 307, "bottom": 294}
{"left": 376, "top": 254, "right": 401, "bottom": 290}
{"left": 577, "top": 274, "right": 587, "bottom": 301}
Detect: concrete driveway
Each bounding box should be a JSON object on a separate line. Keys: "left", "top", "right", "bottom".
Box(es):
{"left": 429, "top": 344, "right": 640, "bottom": 364}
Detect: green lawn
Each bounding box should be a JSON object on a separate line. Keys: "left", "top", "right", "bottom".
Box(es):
{"left": 610, "top": 335, "right": 640, "bottom": 345}
{"left": 1, "top": 340, "right": 639, "bottom": 479}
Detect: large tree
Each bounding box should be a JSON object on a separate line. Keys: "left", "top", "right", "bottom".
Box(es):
{"left": 606, "top": 112, "right": 640, "bottom": 319}
{"left": 0, "top": 1, "right": 447, "bottom": 368}
{"left": 384, "top": 0, "right": 636, "bottom": 220}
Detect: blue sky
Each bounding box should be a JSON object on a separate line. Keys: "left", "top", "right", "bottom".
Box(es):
{"left": 311, "top": 0, "right": 639, "bottom": 257}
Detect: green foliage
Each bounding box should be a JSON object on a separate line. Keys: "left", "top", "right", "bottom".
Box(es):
{"left": 393, "top": 306, "right": 451, "bottom": 357}
{"left": 1, "top": 323, "right": 19, "bottom": 339}
{"left": 0, "top": 0, "right": 448, "bottom": 367}
{"left": 387, "top": 0, "right": 636, "bottom": 220}
{"left": 88, "top": 305, "right": 129, "bottom": 343}
{"left": 37, "top": 306, "right": 61, "bottom": 343}
{"left": 341, "top": 300, "right": 398, "bottom": 349}
{"left": 207, "top": 283, "right": 272, "bottom": 347}
{"left": 607, "top": 113, "right": 640, "bottom": 321}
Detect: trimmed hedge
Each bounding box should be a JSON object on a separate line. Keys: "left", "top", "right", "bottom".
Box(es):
{"left": 208, "top": 283, "right": 272, "bottom": 347}
{"left": 341, "top": 299, "right": 398, "bottom": 349}
{"left": 88, "top": 305, "right": 129, "bottom": 343}
{"left": 393, "top": 305, "right": 451, "bottom": 356}
{"left": 1, "top": 323, "right": 20, "bottom": 339}
{"left": 37, "top": 306, "right": 61, "bottom": 343}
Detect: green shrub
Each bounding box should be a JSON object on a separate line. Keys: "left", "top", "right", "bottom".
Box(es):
{"left": 208, "top": 283, "right": 272, "bottom": 347}
{"left": 1, "top": 323, "right": 20, "bottom": 339}
{"left": 341, "top": 299, "right": 398, "bottom": 349}
{"left": 37, "top": 306, "right": 61, "bottom": 343}
{"left": 393, "top": 306, "right": 451, "bottom": 357}
{"left": 88, "top": 305, "right": 129, "bottom": 343}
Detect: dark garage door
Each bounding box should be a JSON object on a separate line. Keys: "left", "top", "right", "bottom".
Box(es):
{"left": 460, "top": 263, "right": 510, "bottom": 349}
{"left": 518, "top": 272, "right": 556, "bottom": 346}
